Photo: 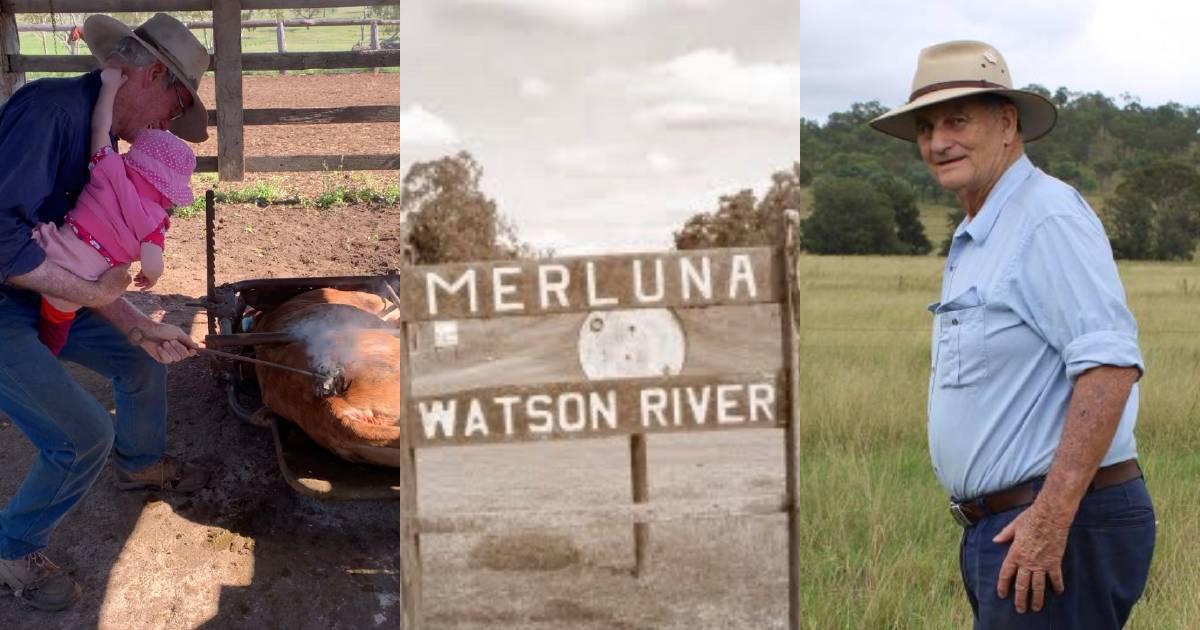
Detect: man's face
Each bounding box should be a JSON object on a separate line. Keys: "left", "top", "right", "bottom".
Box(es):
{"left": 111, "top": 62, "right": 192, "bottom": 142}
{"left": 914, "top": 97, "right": 1016, "bottom": 197}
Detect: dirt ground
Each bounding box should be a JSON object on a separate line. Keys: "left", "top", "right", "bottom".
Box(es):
{"left": 0, "top": 74, "right": 789, "bottom": 629}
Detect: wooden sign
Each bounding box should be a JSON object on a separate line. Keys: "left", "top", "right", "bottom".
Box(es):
{"left": 410, "top": 372, "right": 785, "bottom": 447}
{"left": 396, "top": 212, "right": 802, "bottom": 630}
{"left": 397, "top": 247, "right": 780, "bottom": 321}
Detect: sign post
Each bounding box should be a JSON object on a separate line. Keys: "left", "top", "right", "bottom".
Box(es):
{"left": 397, "top": 215, "right": 801, "bottom": 628}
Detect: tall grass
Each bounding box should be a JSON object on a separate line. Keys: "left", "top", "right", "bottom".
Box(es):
{"left": 799, "top": 255, "right": 1200, "bottom": 628}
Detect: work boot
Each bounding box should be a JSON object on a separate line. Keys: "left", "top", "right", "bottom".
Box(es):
{"left": 0, "top": 551, "right": 81, "bottom": 611}
{"left": 114, "top": 456, "right": 209, "bottom": 493}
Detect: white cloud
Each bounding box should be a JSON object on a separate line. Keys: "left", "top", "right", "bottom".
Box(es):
{"left": 400, "top": 105, "right": 460, "bottom": 148}
{"left": 593, "top": 49, "right": 799, "bottom": 128}
{"left": 451, "top": 0, "right": 723, "bottom": 27}
{"left": 518, "top": 76, "right": 553, "bottom": 99}
{"left": 546, "top": 145, "right": 681, "bottom": 177}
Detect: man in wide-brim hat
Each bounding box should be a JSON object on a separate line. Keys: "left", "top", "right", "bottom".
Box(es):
{"left": 0, "top": 12, "right": 211, "bottom": 613}
{"left": 870, "top": 41, "right": 1154, "bottom": 628}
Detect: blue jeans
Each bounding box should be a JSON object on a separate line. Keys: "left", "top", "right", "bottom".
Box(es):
{"left": 959, "top": 477, "right": 1155, "bottom": 629}
{"left": 0, "top": 288, "right": 166, "bottom": 560}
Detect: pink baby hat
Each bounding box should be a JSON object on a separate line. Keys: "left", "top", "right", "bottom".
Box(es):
{"left": 123, "top": 129, "right": 196, "bottom": 207}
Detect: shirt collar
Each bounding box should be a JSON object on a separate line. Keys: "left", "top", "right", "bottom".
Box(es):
{"left": 953, "top": 154, "right": 1035, "bottom": 244}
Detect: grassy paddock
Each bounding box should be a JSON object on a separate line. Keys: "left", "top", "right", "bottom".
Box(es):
{"left": 799, "top": 255, "right": 1200, "bottom": 628}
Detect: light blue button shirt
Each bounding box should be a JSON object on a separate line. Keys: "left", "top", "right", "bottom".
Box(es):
{"left": 928, "top": 155, "right": 1143, "bottom": 500}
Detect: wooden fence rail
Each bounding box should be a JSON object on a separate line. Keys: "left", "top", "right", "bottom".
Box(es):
{"left": 0, "top": 0, "right": 400, "bottom": 180}
{"left": 17, "top": 18, "right": 400, "bottom": 31}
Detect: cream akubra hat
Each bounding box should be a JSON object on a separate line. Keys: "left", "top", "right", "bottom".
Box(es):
{"left": 82, "top": 12, "right": 209, "bottom": 142}
{"left": 869, "top": 40, "right": 1057, "bottom": 143}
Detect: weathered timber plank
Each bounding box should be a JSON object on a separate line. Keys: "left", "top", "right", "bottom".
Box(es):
{"left": 213, "top": 0, "right": 244, "bottom": 180}
{"left": 194, "top": 153, "right": 400, "bottom": 173}
{"left": 10, "top": 49, "right": 398, "bottom": 72}
{"left": 204, "top": 105, "right": 401, "bottom": 126}
{"left": 8, "top": 0, "right": 394, "bottom": 12}
{"left": 16, "top": 18, "right": 402, "bottom": 31}
{"left": 781, "top": 210, "right": 802, "bottom": 630}
{"left": 395, "top": 247, "right": 783, "bottom": 321}
{"left": 409, "top": 371, "right": 788, "bottom": 448}
{"left": 416, "top": 494, "right": 789, "bottom": 534}
{"left": 242, "top": 50, "right": 398, "bottom": 70}
{"left": 0, "top": 8, "right": 24, "bottom": 105}
{"left": 397, "top": 320, "right": 423, "bottom": 630}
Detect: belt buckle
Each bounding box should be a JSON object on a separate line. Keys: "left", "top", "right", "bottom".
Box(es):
{"left": 949, "top": 501, "right": 973, "bottom": 528}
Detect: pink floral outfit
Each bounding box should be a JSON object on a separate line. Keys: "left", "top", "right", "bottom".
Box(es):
{"left": 32, "top": 130, "right": 195, "bottom": 354}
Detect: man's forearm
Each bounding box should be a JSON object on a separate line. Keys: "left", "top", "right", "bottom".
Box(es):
{"left": 1036, "top": 365, "right": 1140, "bottom": 523}
{"left": 91, "top": 296, "right": 151, "bottom": 338}
{"left": 8, "top": 258, "right": 108, "bottom": 306}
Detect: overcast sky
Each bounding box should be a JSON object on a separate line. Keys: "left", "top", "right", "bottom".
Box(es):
{"left": 400, "top": 1, "right": 800, "bottom": 254}
{"left": 801, "top": 0, "right": 1200, "bottom": 122}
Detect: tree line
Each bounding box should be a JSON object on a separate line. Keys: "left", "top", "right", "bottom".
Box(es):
{"left": 799, "top": 89, "right": 1200, "bottom": 260}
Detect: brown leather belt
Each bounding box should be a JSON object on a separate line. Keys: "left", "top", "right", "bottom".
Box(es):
{"left": 949, "top": 459, "right": 1143, "bottom": 527}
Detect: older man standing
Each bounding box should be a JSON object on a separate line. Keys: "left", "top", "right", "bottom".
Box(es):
{"left": 869, "top": 41, "right": 1154, "bottom": 628}
{"left": 0, "top": 13, "right": 210, "bottom": 611}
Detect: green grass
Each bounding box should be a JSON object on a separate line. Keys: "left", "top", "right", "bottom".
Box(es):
{"left": 174, "top": 173, "right": 400, "bottom": 218}
{"left": 798, "top": 254, "right": 1200, "bottom": 628}
{"left": 18, "top": 8, "right": 398, "bottom": 79}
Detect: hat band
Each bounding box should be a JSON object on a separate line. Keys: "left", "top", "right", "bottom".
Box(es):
{"left": 909, "top": 79, "right": 1006, "bottom": 103}
{"left": 133, "top": 26, "right": 197, "bottom": 90}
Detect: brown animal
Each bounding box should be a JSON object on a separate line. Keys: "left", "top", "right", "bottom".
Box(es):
{"left": 251, "top": 288, "right": 404, "bottom": 466}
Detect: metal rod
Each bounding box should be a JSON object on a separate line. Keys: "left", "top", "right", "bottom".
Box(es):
{"left": 206, "top": 328, "right": 404, "bottom": 349}
{"left": 198, "top": 347, "right": 327, "bottom": 380}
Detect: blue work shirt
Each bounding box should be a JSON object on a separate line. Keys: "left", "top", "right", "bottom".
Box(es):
{"left": 0, "top": 71, "right": 101, "bottom": 281}
{"left": 928, "top": 155, "right": 1143, "bottom": 501}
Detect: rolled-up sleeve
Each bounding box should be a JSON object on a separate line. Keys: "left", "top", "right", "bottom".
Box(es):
{"left": 1011, "top": 213, "right": 1144, "bottom": 380}
{"left": 0, "top": 101, "right": 69, "bottom": 281}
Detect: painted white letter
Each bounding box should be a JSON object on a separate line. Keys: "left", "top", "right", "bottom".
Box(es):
{"left": 680, "top": 256, "right": 713, "bottom": 302}
{"left": 586, "top": 261, "right": 619, "bottom": 307}
{"left": 426, "top": 270, "right": 477, "bottom": 316}
{"left": 463, "top": 399, "right": 489, "bottom": 437}
{"left": 492, "top": 266, "right": 524, "bottom": 312}
{"left": 527, "top": 395, "right": 554, "bottom": 433}
{"left": 538, "top": 264, "right": 570, "bottom": 309}
{"left": 494, "top": 395, "right": 521, "bottom": 435}
{"left": 633, "top": 258, "right": 665, "bottom": 303}
{"left": 747, "top": 383, "right": 775, "bottom": 423}
{"left": 640, "top": 388, "right": 668, "bottom": 427}
{"left": 716, "top": 384, "right": 745, "bottom": 424}
{"left": 728, "top": 254, "right": 758, "bottom": 300}
{"left": 417, "top": 399, "right": 457, "bottom": 439}
{"left": 589, "top": 391, "right": 618, "bottom": 431}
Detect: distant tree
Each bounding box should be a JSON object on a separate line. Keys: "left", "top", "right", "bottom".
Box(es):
{"left": 674, "top": 162, "right": 801, "bottom": 250}
{"left": 1107, "top": 160, "right": 1200, "bottom": 261}
{"left": 674, "top": 189, "right": 763, "bottom": 249}
{"left": 401, "top": 151, "right": 522, "bottom": 264}
{"left": 800, "top": 176, "right": 901, "bottom": 255}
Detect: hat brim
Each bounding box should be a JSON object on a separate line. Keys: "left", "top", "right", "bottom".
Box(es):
{"left": 82, "top": 14, "right": 208, "bottom": 143}
{"left": 868, "top": 86, "right": 1057, "bottom": 143}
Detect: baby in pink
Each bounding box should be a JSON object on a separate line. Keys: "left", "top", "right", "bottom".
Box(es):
{"left": 33, "top": 67, "right": 195, "bottom": 355}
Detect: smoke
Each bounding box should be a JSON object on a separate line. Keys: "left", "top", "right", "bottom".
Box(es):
{"left": 283, "top": 305, "right": 391, "bottom": 377}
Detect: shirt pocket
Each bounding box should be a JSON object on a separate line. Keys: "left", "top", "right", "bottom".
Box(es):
{"left": 932, "top": 287, "right": 988, "bottom": 388}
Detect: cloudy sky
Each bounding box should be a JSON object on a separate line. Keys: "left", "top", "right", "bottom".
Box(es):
{"left": 400, "top": 1, "right": 800, "bottom": 254}
{"left": 801, "top": 0, "right": 1200, "bottom": 122}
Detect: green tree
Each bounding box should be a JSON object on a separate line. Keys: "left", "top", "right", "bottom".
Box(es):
{"left": 1107, "top": 160, "right": 1200, "bottom": 260}
{"left": 800, "top": 176, "right": 902, "bottom": 255}
{"left": 401, "top": 151, "right": 522, "bottom": 264}
{"left": 674, "top": 163, "right": 802, "bottom": 250}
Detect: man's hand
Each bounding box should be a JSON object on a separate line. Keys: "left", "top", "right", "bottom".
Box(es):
{"left": 993, "top": 502, "right": 1071, "bottom": 613}
{"left": 128, "top": 321, "right": 200, "bottom": 364}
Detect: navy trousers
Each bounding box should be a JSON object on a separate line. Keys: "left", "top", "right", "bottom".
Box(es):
{"left": 959, "top": 477, "right": 1155, "bottom": 629}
